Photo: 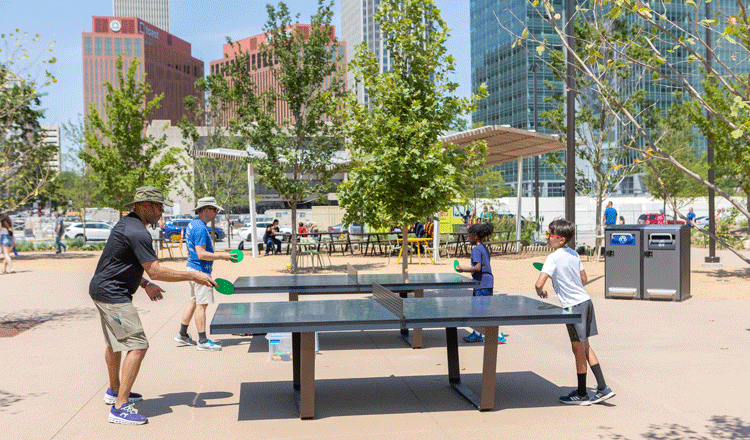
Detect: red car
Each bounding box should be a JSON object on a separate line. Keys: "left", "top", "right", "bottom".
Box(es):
{"left": 636, "top": 213, "right": 686, "bottom": 225}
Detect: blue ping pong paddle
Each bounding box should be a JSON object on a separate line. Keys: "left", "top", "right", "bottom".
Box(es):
{"left": 533, "top": 262, "right": 543, "bottom": 271}
{"left": 216, "top": 278, "right": 235, "bottom": 295}
{"left": 230, "top": 249, "right": 243, "bottom": 263}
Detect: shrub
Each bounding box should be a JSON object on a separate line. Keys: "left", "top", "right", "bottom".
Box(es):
{"left": 15, "top": 240, "right": 34, "bottom": 252}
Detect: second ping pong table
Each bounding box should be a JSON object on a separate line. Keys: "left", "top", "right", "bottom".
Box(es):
{"left": 230, "top": 265, "right": 480, "bottom": 348}
{"left": 211, "top": 283, "right": 581, "bottom": 419}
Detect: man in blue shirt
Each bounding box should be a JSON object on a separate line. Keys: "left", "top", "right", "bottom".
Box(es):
{"left": 602, "top": 202, "right": 617, "bottom": 227}
{"left": 175, "top": 197, "right": 237, "bottom": 351}
{"left": 686, "top": 207, "right": 696, "bottom": 227}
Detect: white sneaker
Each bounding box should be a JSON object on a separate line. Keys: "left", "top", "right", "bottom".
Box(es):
{"left": 174, "top": 333, "right": 194, "bottom": 346}
{"left": 197, "top": 339, "right": 222, "bottom": 351}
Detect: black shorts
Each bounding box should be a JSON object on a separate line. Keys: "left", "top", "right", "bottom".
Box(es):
{"left": 565, "top": 299, "right": 598, "bottom": 342}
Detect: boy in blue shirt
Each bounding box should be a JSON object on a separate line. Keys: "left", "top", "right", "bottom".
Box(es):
{"left": 535, "top": 219, "right": 615, "bottom": 405}
{"left": 457, "top": 222, "right": 506, "bottom": 344}
{"left": 175, "top": 197, "right": 237, "bottom": 351}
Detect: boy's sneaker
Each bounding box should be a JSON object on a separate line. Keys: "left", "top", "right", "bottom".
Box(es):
{"left": 498, "top": 333, "right": 507, "bottom": 344}
{"left": 103, "top": 388, "right": 143, "bottom": 405}
{"left": 197, "top": 339, "right": 222, "bottom": 351}
{"left": 463, "top": 331, "right": 483, "bottom": 343}
{"left": 559, "top": 390, "right": 592, "bottom": 406}
{"left": 108, "top": 403, "right": 147, "bottom": 425}
{"left": 590, "top": 387, "right": 615, "bottom": 404}
{"left": 174, "top": 333, "right": 194, "bottom": 346}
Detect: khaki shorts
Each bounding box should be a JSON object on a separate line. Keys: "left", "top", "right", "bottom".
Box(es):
{"left": 187, "top": 267, "right": 214, "bottom": 305}
{"left": 93, "top": 300, "right": 149, "bottom": 352}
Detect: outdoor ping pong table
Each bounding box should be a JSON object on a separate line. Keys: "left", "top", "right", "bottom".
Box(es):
{"left": 230, "top": 265, "right": 479, "bottom": 348}
{"left": 210, "top": 283, "right": 581, "bottom": 419}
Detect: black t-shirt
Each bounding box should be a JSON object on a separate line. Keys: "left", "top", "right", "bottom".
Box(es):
{"left": 263, "top": 225, "right": 279, "bottom": 241}
{"left": 89, "top": 212, "right": 158, "bottom": 303}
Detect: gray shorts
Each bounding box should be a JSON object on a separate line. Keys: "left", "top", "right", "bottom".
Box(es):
{"left": 565, "top": 299, "right": 598, "bottom": 342}
{"left": 93, "top": 300, "right": 149, "bottom": 352}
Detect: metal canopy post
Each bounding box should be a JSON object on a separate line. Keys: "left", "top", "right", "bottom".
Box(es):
{"left": 516, "top": 158, "right": 523, "bottom": 253}
{"left": 248, "top": 163, "right": 258, "bottom": 258}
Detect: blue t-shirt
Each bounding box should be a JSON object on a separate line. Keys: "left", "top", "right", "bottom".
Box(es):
{"left": 603, "top": 206, "right": 617, "bottom": 225}
{"left": 470, "top": 244, "right": 493, "bottom": 289}
{"left": 186, "top": 218, "right": 213, "bottom": 274}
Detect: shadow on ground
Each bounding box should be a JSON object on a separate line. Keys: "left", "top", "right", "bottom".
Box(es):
{"left": 693, "top": 267, "right": 750, "bottom": 280}
{"left": 0, "top": 307, "right": 97, "bottom": 325}
{"left": 598, "top": 415, "right": 750, "bottom": 439}
{"left": 137, "top": 391, "right": 235, "bottom": 418}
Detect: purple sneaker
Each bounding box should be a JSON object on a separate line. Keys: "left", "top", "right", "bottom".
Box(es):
{"left": 103, "top": 388, "right": 143, "bottom": 405}
{"left": 108, "top": 403, "right": 147, "bottom": 425}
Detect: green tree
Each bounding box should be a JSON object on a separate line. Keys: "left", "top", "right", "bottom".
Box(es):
{"left": 338, "top": 0, "right": 487, "bottom": 273}
{"left": 1, "top": 30, "right": 57, "bottom": 211}
{"left": 641, "top": 106, "right": 707, "bottom": 215}
{"left": 517, "top": 0, "right": 750, "bottom": 262}
{"left": 180, "top": 79, "right": 249, "bottom": 249}
{"left": 214, "top": 0, "right": 348, "bottom": 271}
{"left": 80, "top": 56, "right": 182, "bottom": 214}
{"left": 461, "top": 168, "right": 510, "bottom": 216}
{"left": 534, "top": 14, "right": 654, "bottom": 239}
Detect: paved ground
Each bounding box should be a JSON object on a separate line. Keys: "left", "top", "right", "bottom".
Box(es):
{"left": 1, "top": 246, "right": 749, "bottom": 439}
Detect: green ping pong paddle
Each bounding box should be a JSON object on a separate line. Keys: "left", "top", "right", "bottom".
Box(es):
{"left": 454, "top": 260, "right": 460, "bottom": 272}
{"left": 533, "top": 262, "right": 543, "bottom": 271}
{"left": 215, "top": 278, "right": 235, "bottom": 295}
{"left": 230, "top": 249, "right": 243, "bottom": 263}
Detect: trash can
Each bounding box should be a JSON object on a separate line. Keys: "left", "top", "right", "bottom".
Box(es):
{"left": 642, "top": 225, "right": 691, "bottom": 301}
{"left": 604, "top": 225, "right": 645, "bottom": 299}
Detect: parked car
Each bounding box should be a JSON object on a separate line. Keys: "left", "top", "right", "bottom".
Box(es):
{"left": 693, "top": 216, "right": 710, "bottom": 227}
{"left": 12, "top": 218, "right": 25, "bottom": 231}
{"left": 636, "top": 213, "right": 686, "bottom": 225}
{"left": 161, "top": 219, "right": 225, "bottom": 240}
{"left": 63, "top": 222, "right": 113, "bottom": 241}
{"left": 238, "top": 221, "right": 292, "bottom": 242}
{"left": 328, "top": 222, "right": 363, "bottom": 234}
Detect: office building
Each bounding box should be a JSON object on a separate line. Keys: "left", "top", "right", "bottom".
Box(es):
{"left": 210, "top": 24, "right": 346, "bottom": 125}
{"left": 341, "top": 0, "right": 392, "bottom": 103}
{"left": 41, "top": 125, "right": 61, "bottom": 172}
{"left": 113, "top": 0, "right": 169, "bottom": 32}
{"left": 82, "top": 16, "right": 203, "bottom": 125}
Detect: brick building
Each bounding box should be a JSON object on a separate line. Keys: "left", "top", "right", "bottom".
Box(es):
{"left": 82, "top": 16, "right": 203, "bottom": 125}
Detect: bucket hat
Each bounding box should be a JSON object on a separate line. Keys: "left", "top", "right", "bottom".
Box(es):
{"left": 195, "top": 196, "right": 223, "bottom": 213}
{"left": 125, "top": 186, "right": 173, "bottom": 208}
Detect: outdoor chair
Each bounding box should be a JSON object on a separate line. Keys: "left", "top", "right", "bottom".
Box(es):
{"left": 164, "top": 234, "right": 183, "bottom": 259}
{"left": 386, "top": 234, "right": 402, "bottom": 265}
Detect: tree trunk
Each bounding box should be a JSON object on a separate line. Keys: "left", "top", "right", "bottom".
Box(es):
{"left": 226, "top": 207, "right": 231, "bottom": 249}
{"left": 290, "top": 205, "right": 297, "bottom": 273}
{"left": 747, "top": 194, "right": 750, "bottom": 235}
{"left": 401, "top": 221, "right": 409, "bottom": 274}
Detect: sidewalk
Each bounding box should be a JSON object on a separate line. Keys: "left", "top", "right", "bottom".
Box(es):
{"left": 1, "top": 251, "right": 748, "bottom": 439}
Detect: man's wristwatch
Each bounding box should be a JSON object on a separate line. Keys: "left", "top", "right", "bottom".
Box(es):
{"left": 141, "top": 280, "right": 150, "bottom": 289}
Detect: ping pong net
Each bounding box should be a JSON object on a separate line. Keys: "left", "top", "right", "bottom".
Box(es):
{"left": 372, "top": 283, "right": 405, "bottom": 326}
{"left": 346, "top": 263, "right": 359, "bottom": 285}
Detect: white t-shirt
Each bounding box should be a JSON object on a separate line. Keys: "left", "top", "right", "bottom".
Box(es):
{"left": 541, "top": 247, "right": 590, "bottom": 308}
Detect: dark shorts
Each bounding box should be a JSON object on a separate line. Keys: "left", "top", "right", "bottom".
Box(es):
{"left": 565, "top": 299, "right": 598, "bottom": 342}
{"left": 473, "top": 288, "right": 493, "bottom": 296}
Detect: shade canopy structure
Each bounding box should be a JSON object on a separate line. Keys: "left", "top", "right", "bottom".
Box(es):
{"left": 439, "top": 125, "right": 565, "bottom": 252}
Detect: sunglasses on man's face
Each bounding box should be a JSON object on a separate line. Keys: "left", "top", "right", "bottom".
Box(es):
{"left": 545, "top": 231, "right": 564, "bottom": 240}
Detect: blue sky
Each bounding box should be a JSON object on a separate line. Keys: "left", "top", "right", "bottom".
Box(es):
{"left": 0, "top": 0, "right": 472, "bottom": 133}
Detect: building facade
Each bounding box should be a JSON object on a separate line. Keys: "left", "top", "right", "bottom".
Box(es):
{"left": 341, "top": 0, "right": 392, "bottom": 104}
{"left": 41, "top": 125, "right": 61, "bottom": 172}
{"left": 112, "top": 0, "right": 169, "bottom": 32}
{"left": 209, "top": 24, "right": 345, "bottom": 125}
{"left": 82, "top": 16, "right": 203, "bottom": 125}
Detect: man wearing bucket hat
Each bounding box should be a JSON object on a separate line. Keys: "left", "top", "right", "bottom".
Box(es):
{"left": 175, "top": 196, "right": 237, "bottom": 351}
{"left": 89, "top": 186, "right": 216, "bottom": 425}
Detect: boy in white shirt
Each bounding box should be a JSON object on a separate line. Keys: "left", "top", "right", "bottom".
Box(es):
{"left": 535, "top": 219, "right": 615, "bottom": 406}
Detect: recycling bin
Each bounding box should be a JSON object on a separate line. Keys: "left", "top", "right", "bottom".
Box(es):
{"left": 642, "top": 225, "right": 691, "bottom": 301}
{"left": 604, "top": 225, "right": 645, "bottom": 299}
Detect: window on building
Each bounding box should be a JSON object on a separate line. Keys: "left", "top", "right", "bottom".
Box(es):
{"left": 95, "top": 37, "right": 102, "bottom": 56}
{"left": 124, "top": 38, "right": 132, "bottom": 56}
{"left": 105, "top": 38, "right": 112, "bottom": 56}
{"left": 114, "top": 38, "right": 122, "bottom": 55}
{"left": 134, "top": 39, "right": 142, "bottom": 57}
{"left": 85, "top": 37, "right": 92, "bottom": 55}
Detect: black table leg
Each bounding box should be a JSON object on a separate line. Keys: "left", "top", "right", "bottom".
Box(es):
{"left": 292, "top": 331, "right": 316, "bottom": 419}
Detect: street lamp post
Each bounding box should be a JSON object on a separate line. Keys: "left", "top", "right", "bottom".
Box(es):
{"left": 565, "top": 0, "right": 576, "bottom": 248}
{"left": 530, "top": 62, "right": 541, "bottom": 234}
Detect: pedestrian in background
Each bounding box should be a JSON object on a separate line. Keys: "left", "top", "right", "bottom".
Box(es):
{"left": 0, "top": 213, "right": 16, "bottom": 274}
{"left": 54, "top": 212, "right": 67, "bottom": 254}
{"left": 602, "top": 201, "right": 617, "bottom": 227}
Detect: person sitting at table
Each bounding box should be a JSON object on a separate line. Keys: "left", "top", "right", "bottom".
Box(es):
{"left": 308, "top": 222, "right": 319, "bottom": 238}
{"left": 410, "top": 220, "right": 426, "bottom": 253}
{"left": 390, "top": 226, "right": 401, "bottom": 233}
{"left": 425, "top": 217, "right": 435, "bottom": 238}
{"left": 298, "top": 222, "right": 307, "bottom": 234}
{"left": 264, "top": 219, "right": 282, "bottom": 255}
